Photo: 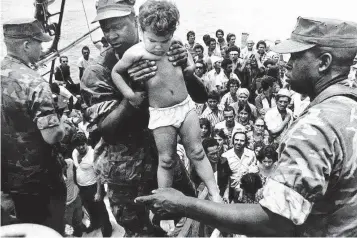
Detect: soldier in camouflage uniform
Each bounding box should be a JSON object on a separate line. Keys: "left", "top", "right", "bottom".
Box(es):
{"left": 81, "top": 0, "right": 205, "bottom": 236}
{"left": 136, "top": 17, "right": 357, "bottom": 237}
{"left": 1, "top": 18, "right": 66, "bottom": 234}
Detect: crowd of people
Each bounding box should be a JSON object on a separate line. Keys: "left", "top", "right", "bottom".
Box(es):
{"left": 1, "top": 0, "right": 357, "bottom": 237}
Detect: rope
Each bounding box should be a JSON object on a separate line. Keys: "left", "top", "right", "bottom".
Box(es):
{"left": 81, "top": 0, "right": 93, "bottom": 42}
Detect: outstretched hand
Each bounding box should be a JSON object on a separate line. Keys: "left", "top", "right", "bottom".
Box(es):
{"left": 135, "top": 188, "right": 187, "bottom": 220}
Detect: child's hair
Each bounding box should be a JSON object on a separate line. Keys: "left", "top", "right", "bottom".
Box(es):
{"left": 139, "top": 0, "right": 179, "bottom": 36}
{"left": 240, "top": 173, "right": 262, "bottom": 195}
{"left": 71, "top": 131, "right": 87, "bottom": 146}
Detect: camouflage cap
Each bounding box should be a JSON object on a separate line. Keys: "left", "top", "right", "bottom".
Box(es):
{"left": 272, "top": 17, "right": 357, "bottom": 54}
{"left": 92, "top": 0, "right": 135, "bottom": 23}
{"left": 3, "top": 18, "right": 52, "bottom": 42}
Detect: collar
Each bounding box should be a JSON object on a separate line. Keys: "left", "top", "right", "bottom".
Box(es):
{"left": 5, "top": 54, "right": 32, "bottom": 68}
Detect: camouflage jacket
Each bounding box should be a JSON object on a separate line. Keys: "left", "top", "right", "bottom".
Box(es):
{"left": 259, "top": 80, "right": 357, "bottom": 236}
{"left": 1, "top": 55, "right": 65, "bottom": 196}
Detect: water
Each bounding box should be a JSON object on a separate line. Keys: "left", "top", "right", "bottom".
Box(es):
{"left": 1, "top": 0, "right": 357, "bottom": 83}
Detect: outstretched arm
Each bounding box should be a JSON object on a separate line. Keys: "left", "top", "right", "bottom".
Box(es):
{"left": 135, "top": 188, "right": 295, "bottom": 236}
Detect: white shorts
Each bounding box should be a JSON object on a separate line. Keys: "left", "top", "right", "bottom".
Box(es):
{"left": 148, "top": 95, "right": 196, "bottom": 130}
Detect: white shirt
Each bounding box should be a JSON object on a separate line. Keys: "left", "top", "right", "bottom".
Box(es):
{"left": 215, "top": 120, "right": 245, "bottom": 146}
{"left": 264, "top": 106, "right": 293, "bottom": 143}
{"left": 222, "top": 148, "right": 258, "bottom": 189}
{"left": 206, "top": 69, "right": 224, "bottom": 92}
{"left": 77, "top": 56, "right": 95, "bottom": 69}
{"left": 241, "top": 47, "right": 256, "bottom": 59}
{"left": 291, "top": 93, "right": 310, "bottom": 118}
{"left": 72, "top": 146, "right": 97, "bottom": 186}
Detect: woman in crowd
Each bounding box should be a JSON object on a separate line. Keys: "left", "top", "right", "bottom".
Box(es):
{"left": 256, "top": 144, "right": 278, "bottom": 184}
{"left": 219, "top": 79, "right": 240, "bottom": 110}
{"left": 199, "top": 118, "right": 212, "bottom": 140}
{"left": 236, "top": 104, "right": 254, "bottom": 132}
{"left": 247, "top": 117, "right": 270, "bottom": 150}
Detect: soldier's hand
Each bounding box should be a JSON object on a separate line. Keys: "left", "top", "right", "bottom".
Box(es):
{"left": 135, "top": 188, "right": 186, "bottom": 219}
{"left": 167, "top": 40, "right": 188, "bottom": 67}
{"left": 128, "top": 60, "right": 157, "bottom": 82}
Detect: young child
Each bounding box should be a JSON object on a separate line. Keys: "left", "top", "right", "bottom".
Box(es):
{"left": 111, "top": 0, "right": 221, "bottom": 204}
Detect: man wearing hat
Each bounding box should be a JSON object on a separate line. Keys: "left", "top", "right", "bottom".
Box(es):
{"left": 80, "top": 0, "right": 205, "bottom": 236}
{"left": 264, "top": 88, "right": 293, "bottom": 144}
{"left": 1, "top": 18, "right": 67, "bottom": 234}
{"left": 135, "top": 16, "right": 357, "bottom": 236}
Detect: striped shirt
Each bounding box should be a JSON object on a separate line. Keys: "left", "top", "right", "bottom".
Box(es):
{"left": 200, "top": 107, "right": 224, "bottom": 128}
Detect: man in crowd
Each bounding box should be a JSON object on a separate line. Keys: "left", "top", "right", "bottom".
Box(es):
{"left": 193, "top": 43, "right": 211, "bottom": 70}
{"left": 77, "top": 46, "right": 94, "bottom": 80}
{"left": 200, "top": 91, "right": 225, "bottom": 128}
{"left": 214, "top": 106, "right": 245, "bottom": 145}
{"left": 81, "top": 0, "right": 206, "bottom": 236}
{"left": 1, "top": 18, "right": 66, "bottom": 234}
{"left": 206, "top": 56, "right": 223, "bottom": 91}
{"left": 264, "top": 88, "right": 293, "bottom": 144}
{"left": 219, "top": 58, "right": 240, "bottom": 93}
{"left": 256, "top": 40, "right": 269, "bottom": 64}
{"left": 226, "top": 33, "right": 236, "bottom": 48}
{"left": 135, "top": 16, "right": 357, "bottom": 237}
{"left": 255, "top": 75, "right": 276, "bottom": 116}
{"left": 227, "top": 45, "right": 242, "bottom": 72}
{"left": 207, "top": 37, "right": 221, "bottom": 57}
{"left": 184, "top": 30, "right": 197, "bottom": 57}
{"left": 216, "top": 29, "right": 227, "bottom": 50}
{"left": 55, "top": 55, "right": 80, "bottom": 95}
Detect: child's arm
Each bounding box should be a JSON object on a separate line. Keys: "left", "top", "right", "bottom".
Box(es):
{"left": 111, "top": 49, "right": 139, "bottom": 100}
{"left": 111, "top": 45, "right": 161, "bottom": 104}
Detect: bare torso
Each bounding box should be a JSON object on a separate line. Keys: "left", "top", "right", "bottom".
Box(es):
{"left": 146, "top": 56, "right": 188, "bottom": 108}
{"left": 123, "top": 42, "right": 188, "bottom": 108}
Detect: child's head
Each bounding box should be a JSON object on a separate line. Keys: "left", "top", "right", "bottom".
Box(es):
{"left": 240, "top": 173, "right": 263, "bottom": 195}
{"left": 139, "top": 0, "right": 179, "bottom": 56}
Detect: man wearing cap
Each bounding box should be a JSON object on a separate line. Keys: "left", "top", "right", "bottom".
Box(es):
{"left": 135, "top": 16, "right": 357, "bottom": 236}
{"left": 264, "top": 88, "right": 293, "bottom": 144}
{"left": 81, "top": 0, "right": 205, "bottom": 236}
{"left": 1, "top": 18, "right": 67, "bottom": 234}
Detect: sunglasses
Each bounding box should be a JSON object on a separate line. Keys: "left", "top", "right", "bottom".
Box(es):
{"left": 62, "top": 61, "right": 68, "bottom": 63}
{"left": 196, "top": 66, "right": 204, "bottom": 69}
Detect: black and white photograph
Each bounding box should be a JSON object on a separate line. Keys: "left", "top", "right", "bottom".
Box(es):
{"left": 1, "top": 0, "right": 357, "bottom": 237}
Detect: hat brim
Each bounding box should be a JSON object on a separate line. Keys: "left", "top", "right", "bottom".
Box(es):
{"left": 92, "top": 9, "right": 131, "bottom": 23}
{"left": 271, "top": 39, "right": 316, "bottom": 54}
{"left": 33, "top": 33, "right": 52, "bottom": 42}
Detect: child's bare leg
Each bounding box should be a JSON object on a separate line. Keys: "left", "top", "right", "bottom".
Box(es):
{"left": 152, "top": 126, "right": 178, "bottom": 188}
{"left": 179, "top": 110, "right": 222, "bottom": 202}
